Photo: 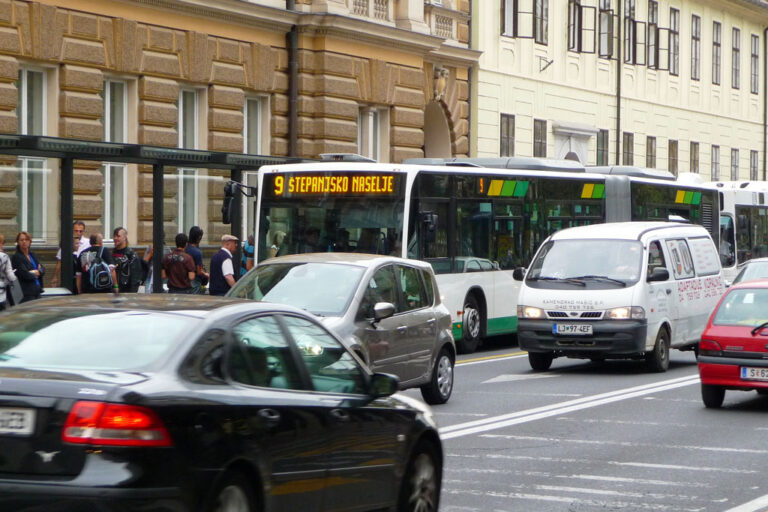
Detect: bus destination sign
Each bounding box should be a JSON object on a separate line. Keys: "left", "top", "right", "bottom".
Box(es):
{"left": 273, "top": 174, "right": 398, "bottom": 197}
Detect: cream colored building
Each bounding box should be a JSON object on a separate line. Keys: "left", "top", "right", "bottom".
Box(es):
{"left": 0, "top": 0, "right": 477, "bottom": 275}
{"left": 472, "top": 0, "right": 768, "bottom": 182}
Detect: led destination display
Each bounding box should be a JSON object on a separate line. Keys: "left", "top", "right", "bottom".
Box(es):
{"left": 272, "top": 174, "right": 399, "bottom": 197}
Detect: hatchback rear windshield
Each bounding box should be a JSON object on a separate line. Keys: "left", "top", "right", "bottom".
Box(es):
{"left": 229, "top": 263, "right": 364, "bottom": 316}
{"left": 712, "top": 289, "right": 768, "bottom": 327}
{"left": 0, "top": 310, "right": 195, "bottom": 370}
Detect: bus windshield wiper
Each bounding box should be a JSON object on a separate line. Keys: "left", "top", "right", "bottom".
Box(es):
{"left": 570, "top": 275, "right": 627, "bottom": 287}
{"left": 528, "top": 276, "right": 586, "bottom": 286}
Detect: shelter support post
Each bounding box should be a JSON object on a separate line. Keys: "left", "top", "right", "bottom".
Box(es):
{"left": 231, "top": 168, "right": 243, "bottom": 278}
{"left": 59, "top": 158, "right": 74, "bottom": 292}
{"left": 152, "top": 164, "right": 164, "bottom": 293}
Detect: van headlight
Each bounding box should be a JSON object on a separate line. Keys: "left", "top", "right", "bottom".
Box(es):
{"left": 517, "top": 305, "right": 545, "bottom": 319}
{"left": 606, "top": 306, "right": 645, "bottom": 320}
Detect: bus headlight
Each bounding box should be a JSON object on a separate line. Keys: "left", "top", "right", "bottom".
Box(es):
{"left": 517, "top": 306, "right": 545, "bottom": 319}
{"left": 606, "top": 306, "right": 645, "bottom": 320}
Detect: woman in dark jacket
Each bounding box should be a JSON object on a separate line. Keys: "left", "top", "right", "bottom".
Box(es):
{"left": 11, "top": 231, "right": 44, "bottom": 302}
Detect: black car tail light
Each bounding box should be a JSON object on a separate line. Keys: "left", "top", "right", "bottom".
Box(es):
{"left": 699, "top": 339, "right": 723, "bottom": 357}
{"left": 62, "top": 401, "right": 172, "bottom": 447}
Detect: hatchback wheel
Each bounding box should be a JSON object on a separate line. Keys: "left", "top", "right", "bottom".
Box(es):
{"left": 398, "top": 442, "right": 441, "bottom": 512}
{"left": 645, "top": 328, "right": 670, "bottom": 373}
{"left": 421, "top": 348, "right": 454, "bottom": 405}
{"left": 528, "top": 351, "right": 553, "bottom": 371}
{"left": 210, "top": 473, "right": 256, "bottom": 512}
{"left": 457, "top": 295, "right": 481, "bottom": 354}
{"left": 701, "top": 383, "right": 725, "bottom": 409}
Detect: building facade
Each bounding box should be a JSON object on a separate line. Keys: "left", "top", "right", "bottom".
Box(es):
{"left": 0, "top": 0, "right": 476, "bottom": 262}
{"left": 473, "top": 0, "right": 768, "bottom": 182}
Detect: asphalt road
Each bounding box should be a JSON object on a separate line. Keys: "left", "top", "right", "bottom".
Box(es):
{"left": 401, "top": 339, "right": 768, "bottom": 512}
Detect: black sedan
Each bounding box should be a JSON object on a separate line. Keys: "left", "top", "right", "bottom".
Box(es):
{"left": 0, "top": 295, "right": 442, "bottom": 512}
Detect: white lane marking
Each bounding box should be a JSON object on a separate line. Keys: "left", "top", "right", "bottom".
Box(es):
{"left": 482, "top": 373, "right": 560, "bottom": 383}
{"left": 457, "top": 353, "right": 528, "bottom": 366}
{"left": 449, "top": 452, "right": 759, "bottom": 474}
{"left": 440, "top": 375, "right": 700, "bottom": 439}
{"left": 446, "top": 470, "right": 710, "bottom": 488}
{"left": 482, "top": 433, "right": 768, "bottom": 455}
{"left": 722, "top": 494, "right": 768, "bottom": 512}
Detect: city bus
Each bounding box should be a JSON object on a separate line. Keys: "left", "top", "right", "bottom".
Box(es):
{"left": 253, "top": 161, "right": 719, "bottom": 353}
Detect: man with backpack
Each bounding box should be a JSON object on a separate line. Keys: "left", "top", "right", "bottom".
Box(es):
{"left": 76, "top": 233, "right": 118, "bottom": 294}
{"left": 112, "top": 227, "right": 145, "bottom": 293}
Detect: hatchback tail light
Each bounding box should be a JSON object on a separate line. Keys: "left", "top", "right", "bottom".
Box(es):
{"left": 62, "top": 401, "right": 172, "bottom": 447}
{"left": 699, "top": 339, "right": 723, "bottom": 356}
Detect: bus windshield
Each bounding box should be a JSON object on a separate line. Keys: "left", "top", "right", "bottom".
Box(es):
{"left": 258, "top": 172, "right": 405, "bottom": 261}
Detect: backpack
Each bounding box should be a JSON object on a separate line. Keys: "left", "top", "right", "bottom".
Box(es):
{"left": 88, "top": 247, "right": 113, "bottom": 291}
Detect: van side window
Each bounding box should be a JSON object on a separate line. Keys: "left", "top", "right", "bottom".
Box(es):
{"left": 648, "top": 241, "right": 667, "bottom": 276}
{"left": 665, "top": 239, "right": 695, "bottom": 280}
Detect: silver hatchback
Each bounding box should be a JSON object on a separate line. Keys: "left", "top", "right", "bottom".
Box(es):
{"left": 228, "top": 253, "right": 456, "bottom": 404}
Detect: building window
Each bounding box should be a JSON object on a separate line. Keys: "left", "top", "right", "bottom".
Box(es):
{"left": 731, "top": 148, "right": 739, "bottom": 180}
{"left": 533, "top": 119, "right": 547, "bottom": 158}
{"left": 623, "top": 0, "right": 636, "bottom": 64}
{"left": 733, "top": 28, "right": 741, "bottom": 89}
{"left": 599, "top": 0, "right": 613, "bottom": 58}
{"left": 669, "top": 8, "right": 680, "bottom": 76}
{"left": 597, "top": 129, "right": 609, "bottom": 165}
{"left": 500, "top": 114, "right": 515, "bottom": 157}
{"left": 244, "top": 97, "right": 265, "bottom": 154}
{"left": 713, "top": 21, "right": 722, "bottom": 85}
{"left": 178, "top": 89, "right": 199, "bottom": 235}
{"left": 690, "top": 141, "right": 699, "bottom": 173}
{"left": 622, "top": 132, "right": 633, "bottom": 165}
{"left": 646, "top": 136, "right": 656, "bottom": 168}
{"left": 691, "top": 15, "right": 701, "bottom": 80}
{"left": 750, "top": 150, "right": 759, "bottom": 180}
{"left": 102, "top": 80, "right": 127, "bottom": 237}
{"left": 502, "top": 0, "right": 517, "bottom": 37}
{"left": 358, "top": 107, "right": 389, "bottom": 162}
{"left": 711, "top": 145, "right": 720, "bottom": 180}
{"left": 751, "top": 34, "right": 759, "bottom": 94}
{"left": 668, "top": 139, "right": 678, "bottom": 176}
{"left": 568, "top": 0, "right": 582, "bottom": 52}
{"left": 534, "top": 0, "right": 548, "bottom": 44}
{"left": 17, "top": 68, "right": 46, "bottom": 238}
{"left": 647, "top": 1, "right": 658, "bottom": 69}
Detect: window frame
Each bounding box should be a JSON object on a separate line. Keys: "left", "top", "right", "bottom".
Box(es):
{"left": 713, "top": 21, "right": 722, "bottom": 85}
{"left": 712, "top": 145, "right": 721, "bottom": 180}
{"left": 647, "top": 0, "right": 659, "bottom": 69}
{"left": 751, "top": 34, "right": 759, "bottom": 94}
{"left": 597, "top": 129, "right": 609, "bottom": 165}
{"left": 646, "top": 136, "right": 656, "bottom": 168}
{"left": 731, "top": 148, "right": 739, "bottom": 180}
{"left": 622, "top": 131, "right": 633, "bottom": 165}
{"left": 669, "top": 8, "right": 680, "bottom": 76}
{"left": 691, "top": 15, "right": 701, "bottom": 81}
{"left": 668, "top": 139, "right": 678, "bottom": 176}
{"left": 533, "top": 119, "right": 547, "bottom": 158}
{"left": 534, "top": 0, "right": 548, "bottom": 45}
{"left": 690, "top": 141, "right": 699, "bottom": 173}
{"left": 750, "top": 150, "right": 759, "bottom": 180}
{"left": 598, "top": 0, "right": 614, "bottom": 58}
{"left": 500, "top": 113, "right": 515, "bottom": 157}
{"left": 733, "top": 27, "right": 741, "bottom": 90}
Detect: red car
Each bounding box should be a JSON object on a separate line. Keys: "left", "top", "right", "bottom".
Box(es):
{"left": 698, "top": 280, "right": 768, "bottom": 408}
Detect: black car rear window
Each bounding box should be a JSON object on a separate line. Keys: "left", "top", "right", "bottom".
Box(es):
{"left": 0, "top": 310, "right": 195, "bottom": 370}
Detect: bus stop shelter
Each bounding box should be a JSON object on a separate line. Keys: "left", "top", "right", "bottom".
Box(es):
{"left": 0, "top": 134, "right": 301, "bottom": 293}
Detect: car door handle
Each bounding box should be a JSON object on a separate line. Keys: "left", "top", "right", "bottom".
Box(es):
{"left": 329, "top": 409, "right": 350, "bottom": 423}
{"left": 397, "top": 326, "right": 408, "bottom": 335}
{"left": 427, "top": 318, "right": 436, "bottom": 334}
{"left": 257, "top": 408, "right": 281, "bottom": 426}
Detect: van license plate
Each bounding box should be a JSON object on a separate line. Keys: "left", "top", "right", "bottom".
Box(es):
{"left": 553, "top": 324, "right": 593, "bottom": 335}
{"left": 740, "top": 367, "right": 768, "bottom": 381}
{"left": 0, "top": 408, "right": 35, "bottom": 436}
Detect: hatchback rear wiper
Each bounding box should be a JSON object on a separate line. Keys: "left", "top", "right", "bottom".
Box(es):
{"left": 751, "top": 321, "right": 768, "bottom": 336}
{"left": 570, "top": 275, "right": 627, "bottom": 287}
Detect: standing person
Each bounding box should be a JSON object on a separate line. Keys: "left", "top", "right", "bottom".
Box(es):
{"left": 162, "top": 233, "right": 196, "bottom": 294}
{"left": 0, "top": 234, "right": 18, "bottom": 310}
{"left": 142, "top": 245, "right": 154, "bottom": 294}
{"left": 76, "top": 233, "right": 118, "bottom": 294}
{"left": 186, "top": 226, "right": 209, "bottom": 294}
{"left": 299, "top": 226, "right": 321, "bottom": 253}
{"left": 241, "top": 235, "right": 255, "bottom": 275}
{"left": 11, "top": 231, "right": 44, "bottom": 302}
{"left": 268, "top": 231, "right": 286, "bottom": 258}
{"left": 111, "top": 227, "right": 144, "bottom": 293}
{"left": 51, "top": 220, "right": 90, "bottom": 292}
{"left": 209, "top": 234, "right": 238, "bottom": 296}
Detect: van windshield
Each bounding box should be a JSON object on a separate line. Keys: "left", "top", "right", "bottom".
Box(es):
{"left": 527, "top": 239, "right": 643, "bottom": 287}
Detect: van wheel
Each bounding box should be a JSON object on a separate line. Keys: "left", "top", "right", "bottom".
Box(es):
{"left": 701, "top": 384, "right": 725, "bottom": 408}
{"left": 420, "top": 349, "right": 454, "bottom": 405}
{"left": 645, "top": 329, "right": 670, "bottom": 373}
{"left": 528, "top": 352, "right": 553, "bottom": 371}
{"left": 457, "top": 295, "right": 481, "bottom": 354}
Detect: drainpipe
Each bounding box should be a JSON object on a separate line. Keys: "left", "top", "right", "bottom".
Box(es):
{"left": 287, "top": 0, "right": 298, "bottom": 157}
{"left": 763, "top": 27, "right": 767, "bottom": 180}
{"left": 615, "top": 1, "right": 622, "bottom": 165}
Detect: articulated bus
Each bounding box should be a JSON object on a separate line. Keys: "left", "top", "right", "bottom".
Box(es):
{"left": 253, "top": 161, "right": 719, "bottom": 353}
{"left": 708, "top": 180, "right": 768, "bottom": 283}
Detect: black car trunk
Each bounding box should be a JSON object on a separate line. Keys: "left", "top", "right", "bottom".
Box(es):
{"left": 0, "top": 369, "right": 145, "bottom": 477}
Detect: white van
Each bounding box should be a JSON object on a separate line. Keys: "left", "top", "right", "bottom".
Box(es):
{"left": 514, "top": 222, "right": 725, "bottom": 372}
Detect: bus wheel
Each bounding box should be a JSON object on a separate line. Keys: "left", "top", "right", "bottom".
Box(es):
{"left": 458, "top": 295, "right": 481, "bottom": 354}
{"left": 528, "top": 352, "right": 553, "bottom": 371}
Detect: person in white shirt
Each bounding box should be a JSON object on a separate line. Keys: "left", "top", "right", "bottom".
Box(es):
{"left": 51, "top": 221, "right": 90, "bottom": 292}
{"left": 0, "top": 233, "right": 18, "bottom": 309}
